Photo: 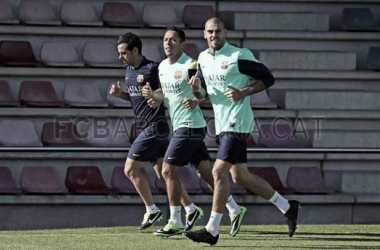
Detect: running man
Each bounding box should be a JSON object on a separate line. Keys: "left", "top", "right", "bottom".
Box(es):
{"left": 185, "top": 18, "right": 300, "bottom": 246}
{"left": 111, "top": 32, "right": 204, "bottom": 232}
{"left": 142, "top": 27, "right": 246, "bottom": 238}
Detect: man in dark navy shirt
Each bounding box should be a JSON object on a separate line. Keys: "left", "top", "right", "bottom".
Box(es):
{"left": 110, "top": 32, "right": 204, "bottom": 231}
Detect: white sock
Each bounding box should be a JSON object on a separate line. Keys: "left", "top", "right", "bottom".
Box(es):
{"left": 184, "top": 203, "right": 195, "bottom": 214}
{"left": 169, "top": 206, "right": 183, "bottom": 226}
{"left": 226, "top": 195, "right": 239, "bottom": 215}
{"left": 205, "top": 211, "right": 223, "bottom": 236}
{"left": 146, "top": 204, "right": 157, "bottom": 214}
{"left": 269, "top": 191, "right": 290, "bottom": 214}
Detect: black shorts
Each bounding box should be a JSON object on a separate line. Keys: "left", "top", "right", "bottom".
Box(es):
{"left": 164, "top": 127, "right": 211, "bottom": 168}
{"left": 216, "top": 132, "right": 249, "bottom": 164}
{"left": 128, "top": 122, "right": 170, "bottom": 163}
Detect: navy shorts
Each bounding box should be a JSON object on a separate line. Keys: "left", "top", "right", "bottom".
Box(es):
{"left": 164, "top": 127, "right": 211, "bottom": 168}
{"left": 128, "top": 122, "right": 170, "bottom": 163}
{"left": 216, "top": 132, "right": 249, "bottom": 164}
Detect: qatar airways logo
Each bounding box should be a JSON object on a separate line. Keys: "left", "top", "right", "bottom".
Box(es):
{"left": 205, "top": 74, "right": 226, "bottom": 86}
{"left": 126, "top": 85, "right": 143, "bottom": 96}
{"left": 161, "top": 81, "right": 181, "bottom": 94}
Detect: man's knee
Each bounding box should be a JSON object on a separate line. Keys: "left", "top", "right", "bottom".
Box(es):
{"left": 197, "top": 161, "right": 213, "bottom": 180}
{"left": 155, "top": 170, "right": 165, "bottom": 181}
{"left": 161, "top": 163, "right": 177, "bottom": 180}
{"left": 124, "top": 161, "right": 140, "bottom": 179}
{"left": 230, "top": 172, "right": 244, "bottom": 185}
{"left": 212, "top": 166, "right": 228, "bottom": 181}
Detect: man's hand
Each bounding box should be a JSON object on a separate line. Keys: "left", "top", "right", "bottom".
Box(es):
{"left": 187, "top": 71, "right": 201, "bottom": 92}
{"left": 181, "top": 98, "right": 199, "bottom": 109}
{"left": 109, "top": 81, "right": 123, "bottom": 98}
{"left": 141, "top": 82, "right": 153, "bottom": 99}
{"left": 147, "top": 98, "right": 161, "bottom": 109}
{"left": 225, "top": 85, "right": 245, "bottom": 102}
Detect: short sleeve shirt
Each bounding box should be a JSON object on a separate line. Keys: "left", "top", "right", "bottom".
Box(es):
{"left": 158, "top": 53, "right": 206, "bottom": 131}
{"left": 124, "top": 57, "right": 166, "bottom": 130}
{"left": 198, "top": 43, "right": 257, "bottom": 135}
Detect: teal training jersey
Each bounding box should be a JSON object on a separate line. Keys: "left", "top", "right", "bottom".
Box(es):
{"left": 198, "top": 43, "right": 257, "bottom": 135}
{"left": 159, "top": 53, "right": 206, "bottom": 131}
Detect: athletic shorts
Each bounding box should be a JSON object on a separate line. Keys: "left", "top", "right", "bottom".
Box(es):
{"left": 164, "top": 127, "right": 211, "bottom": 168}
{"left": 216, "top": 132, "right": 250, "bottom": 164}
{"left": 128, "top": 121, "right": 170, "bottom": 163}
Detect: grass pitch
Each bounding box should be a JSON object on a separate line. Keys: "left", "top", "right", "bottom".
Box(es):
{"left": 0, "top": 225, "right": 380, "bottom": 250}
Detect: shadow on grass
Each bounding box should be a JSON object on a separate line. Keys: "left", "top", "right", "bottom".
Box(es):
{"left": 229, "top": 236, "right": 380, "bottom": 243}
{"left": 215, "top": 237, "right": 380, "bottom": 250}
{"left": 241, "top": 231, "right": 380, "bottom": 238}
{"left": 198, "top": 244, "right": 380, "bottom": 249}
{"left": 273, "top": 246, "right": 380, "bottom": 249}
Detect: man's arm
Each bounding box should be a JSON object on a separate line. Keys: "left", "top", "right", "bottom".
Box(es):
{"left": 189, "top": 72, "right": 207, "bottom": 100}
{"left": 109, "top": 81, "right": 131, "bottom": 101}
{"left": 238, "top": 59, "right": 275, "bottom": 96}
{"left": 237, "top": 80, "right": 267, "bottom": 97}
{"left": 188, "top": 64, "right": 207, "bottom": 100}
{"left": 141, "top": 83, "right": 164, "bottom": 101}
{"left": 181, "top": 97, "right": 202, "bottom": 109}
{"left": 141, "top": 64, "right": 165, "bottom": 102}
{"left": 225, "top": 59, "right": 274, "bottom": 102}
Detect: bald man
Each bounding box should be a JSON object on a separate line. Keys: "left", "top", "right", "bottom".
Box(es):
{"left": 185, "top": 18, "right": 300, "bottom": 246}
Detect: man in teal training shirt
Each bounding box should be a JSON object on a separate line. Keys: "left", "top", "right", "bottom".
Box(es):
{"left": 185, "top": 18, "right": 300, "bottom": 246}
{"left": 142, "top": 27, "right": 245, "bottom": 238}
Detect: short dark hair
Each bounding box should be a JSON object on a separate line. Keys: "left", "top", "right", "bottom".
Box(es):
{"left": 165, "top": 26, "right": 186, "bottom": 42}
{"left": 117, "top": 32, "right": 142, "bottom": 54}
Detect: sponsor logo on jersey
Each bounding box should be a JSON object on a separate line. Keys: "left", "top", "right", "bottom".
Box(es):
{"left": 161, "top": 81, "right": 181, "bottom": 94}
{"left": 126, "top": 85, "right": 143, "bottom": 96}
{"left": 204, "top": 74, "right": 226, "bottom": 86}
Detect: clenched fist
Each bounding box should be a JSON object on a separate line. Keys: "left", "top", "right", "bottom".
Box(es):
{"left": 109, "top": 81, "right": 123, "bottom": 98}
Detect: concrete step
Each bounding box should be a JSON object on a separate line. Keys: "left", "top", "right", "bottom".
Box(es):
{"left": 270, "top": 89, "right": 380, "bottom": 110}
{"left": 245, "top": 32, "right": 380, "bottom": 70}
{"left": 313, "top": 130, "right": 380, "bottom": 148}
{"left": 325, "top": 171, "right": 380, "bottom": 194}
{"left": 259, "top": 50, "right": 356, "bottom": 70}
{"left": 219, "top": 11, "right": 329, "bottom": 31}
{"left": 219, "top": 1, "right": 380, "bottom": 31}
{"left": 1, "top": 23, "right": 380, "bottom": 69}
{"left": 0, "top": 194, "right": 357, "bottom": 229}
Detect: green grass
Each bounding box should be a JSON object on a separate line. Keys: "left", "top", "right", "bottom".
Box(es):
{"left": 1, "top": 225, "right": 380, "bottom": 250}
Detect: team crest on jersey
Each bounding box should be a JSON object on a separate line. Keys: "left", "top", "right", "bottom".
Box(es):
{"left": 174, "top": 71, "right": 182, "bottom": 79}
{"left": 221, "top": 61, "right": 229, "bottom": 69}
{"left": 137, "top": 75, "right": 144, "bottom": 83}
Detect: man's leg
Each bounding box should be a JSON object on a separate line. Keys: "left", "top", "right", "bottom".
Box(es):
{"left": 154, "top": 158, "right": 194, "bottom": 209}
{"left": 155, "top": 127, "right": 206, "bottom": 237}
{"left": 162, "top": 163, "right": 182, "bottom": 208}
{"left": 230, "top": 164, "right": 274, "bottom": 199}
{"left": 195, "top": 160, "right": 214, "bottom": 190}
{"left": 207, "top": 159, "right": 231, "bottom": 229}
{"left": 154, "top": 158, "right": 203, "bottom": 232}
{"left": 196, "top": 160, "right": 244, "bottom": 236}
{"left": 153, "top": 163, "right": 185, "bottom": 237}
{"left": 124, "top": 158, "right": 162, "bottom": 230}
{"left": 185, "top": 159, "right": 231, "bottom": 245}
{"left": 230, "top": 164, "right": 300, "bottom": 237}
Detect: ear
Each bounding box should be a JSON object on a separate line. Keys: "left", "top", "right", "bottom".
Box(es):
{"left": 132, "top": 47, "right": 139, "bottom": 55}
{"left": 203, "top": 30, "right": 207, "bottom": 39}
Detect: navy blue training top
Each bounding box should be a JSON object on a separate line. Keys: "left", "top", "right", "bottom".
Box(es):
{"left": 124, "top": 57, "right": 166, "bottom": 130}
